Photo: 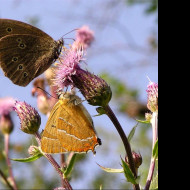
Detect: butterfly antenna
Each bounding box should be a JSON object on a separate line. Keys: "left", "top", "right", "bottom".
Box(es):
{"left": 64, "top": 38, "right": 76, "bottom": 43}
{"left": 62, "top": 28, "right": 79, "bottom": 38}
{"left": 37, "top": 87, "right": 58, "bottom": 99}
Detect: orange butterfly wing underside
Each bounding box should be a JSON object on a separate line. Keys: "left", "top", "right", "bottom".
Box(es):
{"left": 41, "top": 97, "right": 100, "bottom": 154}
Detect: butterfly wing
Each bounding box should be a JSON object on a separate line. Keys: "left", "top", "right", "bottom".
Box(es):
{"left": 56, "top": 98, "right": 100, "bottom": 153}
{"left": 0, "top": 19, "right": 52, "bottom": 39}
{"left": 0, "top": 34, "right": 58, "bottom": 86}
{"left": 41, "top": 101, "right": 66, "bottom": 153}
{"left": 41, "top": 96, "right": 100, "bottom": 154}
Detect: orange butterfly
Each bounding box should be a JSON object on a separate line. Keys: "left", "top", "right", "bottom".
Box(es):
{"left": 41, "top": 92, "right": 101, "bottom": 154}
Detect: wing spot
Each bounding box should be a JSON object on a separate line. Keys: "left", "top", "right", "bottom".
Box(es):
{"left": 19, "top": 43, "right": 26, "bottom": 49}
{"left": 16, "top": 38, "right": 22, "bottom": 42}
{"left": 23, "top": 72, "right": 28, "bottom": 78}
{"left": 12, "top": 57, "right": 18, "bottom": 62}
{"left": 6, "top": 27, "right": 12, "bottom": 33}
{"left": 18, "top": 64, "right": 23, "bottom": 70}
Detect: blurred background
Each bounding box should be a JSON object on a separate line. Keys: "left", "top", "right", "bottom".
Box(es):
{"left": 0, "top": 0, "right": 158, "bottom": 189}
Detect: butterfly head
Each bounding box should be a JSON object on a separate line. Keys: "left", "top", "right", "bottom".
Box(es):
{"left": 55, "top": 38, "right": 64, "bottom": 59}
{"left": 57, "top": 92, "right": 82, "bottom": 106}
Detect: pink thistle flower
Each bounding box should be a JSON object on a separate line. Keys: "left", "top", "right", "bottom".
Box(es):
{"left": 54, "top": 34, "right": 111, "bottom": 106}
{"left": 0, "top": 97, "right": 15, "bottom": 115}
{"left": 146, "top": 81, "right": 158, "bottom": 112}
{"left": 54, "top": 47, "right": 112, "bottom": 106}
{"left": 0, "top": 97, "right": 15, "bottom": 135}
{"left": 73, "top": 25, "right": 94, "bottom": 50}
{"left": 54, "top": 47, "right": 84, "bottom": 89}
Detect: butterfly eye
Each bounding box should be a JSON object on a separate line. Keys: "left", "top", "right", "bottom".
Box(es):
{"left": 18, "top": 64, "right": 23, "bottom": 70}
{"left": 6, "top": 27, "right": 12, "bottom": 33}
{"left": 19, "top": 43, "right": 26, "bottom": 49}
{"left": 23, "top": 72, "right": 28, "bottom": 78}
{"left": 12, "top": 57, "right": 18, "bottom": 62}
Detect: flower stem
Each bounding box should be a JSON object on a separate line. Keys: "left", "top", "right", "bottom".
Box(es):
{"left": 145, "top": 112, "right": 158, "bottom": 190}
{"left": 4, "top": 134, "right": 18, "bottom": 190}
{"left": 0, "top": 169, "right": 14, "bottom": 190}
{"left": 104, "top": 105, "right": 140, "bottom": 190}
{"left": 34, "top": 132, "right": 73, "bottom": 190}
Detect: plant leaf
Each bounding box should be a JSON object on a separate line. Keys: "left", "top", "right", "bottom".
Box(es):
{"left": 97, "top": 163, "right": 124, "bottom": 173}
{"left": 136, "top": 119, "right": 150, "bottom": 124}
{"left": 121, "top": 157, "right": 137, "bottom": 185}
{"left": 11, "top": 153, "right": 43, "bottom": 163}
{"left": 95, "top": 107, "right": 106, "bottom": 116}
{"left": 64, "top": 153, "right": 76, "bottom": 178}
{"left": 150, "top": 171, "right": 158, "bottom": 190}
{"left": 153, "top": 139, "right": 158, "bottom": 159}
{"left": 128, "top": 123, "right": 138, "bottom": 142}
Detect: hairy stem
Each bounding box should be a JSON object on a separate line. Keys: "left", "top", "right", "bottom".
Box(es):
{"left": 145, "top": 112, "right": 158, "bottom": 190}
{"left": 35, "top": 132, "right": 73, "bottom": 190}
{"left": 104, "top": 105, "right": 140, "bottom": 190}
{"left": 4, "top": 134, "right": 18, "bottom": 190}
{"left": 0, "top": 169, "right": 14, "bottom": 190}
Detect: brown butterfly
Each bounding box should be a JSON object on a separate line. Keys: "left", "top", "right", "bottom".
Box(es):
{"left": 0, "top": 19, "right": 63, "bottom": 86}
{"left": 41, "top": 92, "right": 101, "bottom": 154}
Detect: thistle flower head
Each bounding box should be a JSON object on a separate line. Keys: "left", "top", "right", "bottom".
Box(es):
{"left": 0, "top": 114, "right": 14, "bottom": 135}
{"left": 54, "top": 28, "right": 111, "bottom": 107}
{"left": 28, "top": 145, "right": 40, "bottom": 156}
{"left": 145, "top": 112, "right": 152, "bottom": 122}
{"left": 54, "top": 46, "right": 111, "bottom": 106}
{"left": 0, "top": 97, "right": 15, "bottom": 115}
{"left": 13, "top": 101, "right": 41, "bottom": 134}
{"left": 72, "top": 69, "right": 112, "bottom": 106}
{"left": 0, "top": 97, "right": 15, "bottom": 135}
{"left": 146, "top": 81, "right": 158, "bottom": 112}
{"left": 73, "top": 25, "right": 94, "bottom": 50}
{"left": 54, "top": 47, "right": 84, "bottom": 89}
{"left": 125, "top": 151, "right": 142, "bottom": 169}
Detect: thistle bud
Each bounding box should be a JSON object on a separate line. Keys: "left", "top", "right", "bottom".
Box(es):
{"left": 125, "top": 151, "right": 142, "bottom": 169}
{"left": 0, "top": 97, "right": 15, "bottom": 135}
{"left": 28, "top": 145, "right": 40, "bottom": 156}
{"left": 145, "top": 113, "right": 152, "bottom": 122}
{"left": 72, "top": 69, "right": 112, "bottom": 107}
{"left": 13, "top": 101, "right": 41, "bottom": 134}
{"left": 0, "top": 114, "right": 13, "bottom": 135}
